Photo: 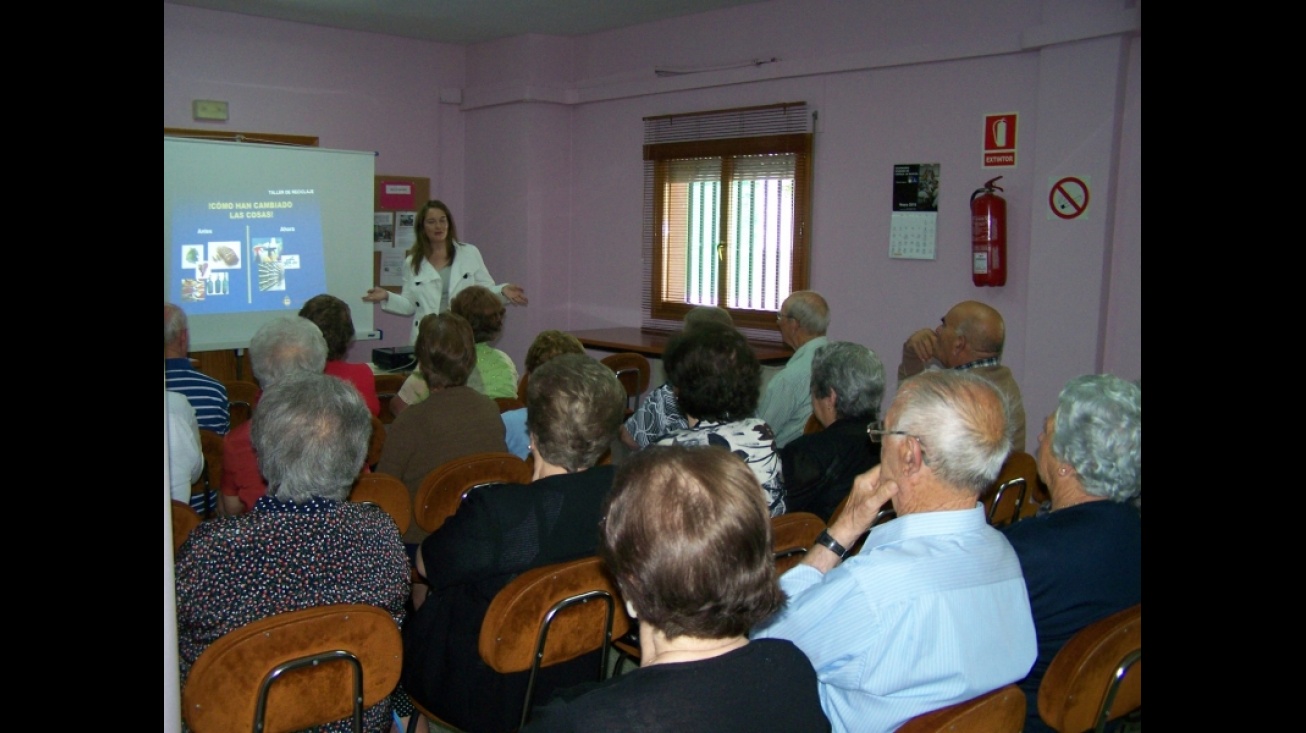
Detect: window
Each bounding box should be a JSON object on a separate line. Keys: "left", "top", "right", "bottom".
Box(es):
{"left": 641, "top": 103, "right": 812, "bottom": 338}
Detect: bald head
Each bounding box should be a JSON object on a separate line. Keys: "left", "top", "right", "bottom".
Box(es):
{"left": 933, "top": 300, "right": 1005, "bottom": 368}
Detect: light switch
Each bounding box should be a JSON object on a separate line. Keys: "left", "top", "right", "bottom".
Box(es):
{"left": 193, "top": 99, "right": 229, "bottom": 122}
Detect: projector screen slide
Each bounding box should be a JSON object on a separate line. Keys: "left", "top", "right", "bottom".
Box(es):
{"left": 164, "top": 137, "right": 375, "bottom": 351}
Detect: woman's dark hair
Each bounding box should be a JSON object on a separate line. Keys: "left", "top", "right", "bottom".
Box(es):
{"left": 407, "top": 200, "right": 459, "bottom": 275}
{"left": 451, "top": 285, "right": 505, "bottom": 343}
{"left": 600, "top": 444, "right": 784, "bottom": 639}
{"left": 663, "top": 322, "right": 760, "bottom": 422}
{"left": 414, "top": 312, "right": 476, "bottom": 390}
{"left": 297, "top": 293, "right": 355, "bottom": 361}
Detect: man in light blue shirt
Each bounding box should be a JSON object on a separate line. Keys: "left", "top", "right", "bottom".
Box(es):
{"left": 758, "top": 290, "right": 829, "bottom": 448}
{"left": 753, "top": 370, "right": 1036, "bottom": 733}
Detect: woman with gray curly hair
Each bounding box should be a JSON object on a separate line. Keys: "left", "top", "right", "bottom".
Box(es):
{"left": 1001, "top": 373, "right": 1141, "bottom": 733}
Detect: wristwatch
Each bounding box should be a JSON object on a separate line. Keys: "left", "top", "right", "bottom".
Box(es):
{"left": 814, "top": 529, "right": 850, "bottom": 560}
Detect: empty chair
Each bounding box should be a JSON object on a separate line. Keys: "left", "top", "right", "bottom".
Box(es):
{"left": 1038, "top": 604, "right": 1141, "bottom": 733}
{"left": 898, "top": 684, "right": 1025, "bottom": 733}
{"left": 349, "top": 472, "right": 412, "bottom": 537}
{"left": 600, "top": 352, "right": 650, "bottom": 417}
{"left": 412, "top": 452, "right": 532, "bottom": 535}
{"left": 183, "top": 604, "right": 403, "bottom": 733}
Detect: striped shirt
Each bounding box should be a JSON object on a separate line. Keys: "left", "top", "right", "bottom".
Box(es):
{"left": 164, "top": 358, "right": 230, "bottom": 436}
{"left": 752, "top": 506, "right": 1036, "bottom": 733}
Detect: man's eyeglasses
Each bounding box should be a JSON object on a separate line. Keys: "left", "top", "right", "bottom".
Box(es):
{"left": 866, "top": 420, "right": 921, "bottom": 446}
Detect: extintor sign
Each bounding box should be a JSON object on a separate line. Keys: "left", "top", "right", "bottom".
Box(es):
{"left": 983, "top": 113, "right": 1018, "bottom": 168}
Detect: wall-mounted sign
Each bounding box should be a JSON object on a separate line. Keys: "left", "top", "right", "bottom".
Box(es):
{"left": 983, "top": 113, "right": 1018, "bottom": 168}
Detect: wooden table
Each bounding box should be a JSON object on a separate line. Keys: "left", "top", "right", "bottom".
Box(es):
{"left": 570, "top": 327, "right": 793, "bottom": 364}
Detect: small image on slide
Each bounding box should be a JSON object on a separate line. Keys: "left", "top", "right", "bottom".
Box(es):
{"left": 207, "top": 271, "right": 230, "bottom": 296}
{"left": 208, "top": 242, "right": 242, "bottom": 269}
{"left": 181, "top": 244, "right": 205, "bottom": 269}
{"left": 281, "top": 254, "right": 301, "bottom": 270}
{"left": 181, "top": 278, "right": 206, "bottom": 302}
{"left": 254, "top": 237, "right": 285, "bottom": 292}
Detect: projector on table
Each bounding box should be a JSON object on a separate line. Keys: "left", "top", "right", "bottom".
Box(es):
{"left": 372, "top": 346, "right": 415, "bottom": 371}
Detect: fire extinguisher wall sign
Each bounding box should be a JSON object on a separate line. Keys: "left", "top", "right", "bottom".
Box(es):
{"left": 971, "top": 176, "right": 1007, "bottom": 287}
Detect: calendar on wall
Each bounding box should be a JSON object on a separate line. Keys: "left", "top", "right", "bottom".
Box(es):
{"left": 889, "top": 163, "right": 940, "bottom": 260}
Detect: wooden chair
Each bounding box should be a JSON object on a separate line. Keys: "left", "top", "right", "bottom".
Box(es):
{"left": 171, "top": 500, "right": 203, "bottom": 554}
{"left": 223, "top": 380, "right": 260, "bottom": 430}
{"left": 365, "top": 415, "right": 386, "bottom": 471}
{"left": 600, "top": 352, "right": 650, "bottom": 418}
{"left": 495, "top": 397, "right": 526, "bottom": 413}
{"left": 982, "top": 451, "right": 1042, "bottom": 527}
{"left": 413, "top": 452, "right": 532, "bottom": 535}
{"left": 771, "top": 512, "right": 826, "bottom": 575}
{"left": 374, "top": 373, "right": 407, "bottom": 425}
{"left": 1038, "top": 604, "right": 1142, "bottom": 733}
{"left": 349, "top": 472, "right": 412, "bottom": 536}
{"left": 803, "top": 413, "right": 824, "bottom": 435}
{"left": 408, "top": 556, "right": 630, "bottom": 732}
{"left": 189, "top": 429, "right": 225, "bottom": 519}
{"left": 516, "top": 371, "right": 530, "bottom": 404}
{"left": 897, "top": 684, "right": 1025, "bottom": 733}
{"left": 182, "top": 604, "right": 403, "bottom": 733}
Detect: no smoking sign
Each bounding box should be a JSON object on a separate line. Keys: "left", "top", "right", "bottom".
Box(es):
{"left": 1049, "top": 176, "right": 1090, "bottom": 220}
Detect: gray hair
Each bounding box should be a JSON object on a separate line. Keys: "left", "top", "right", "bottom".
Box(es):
{"left": 810, "top": 341, "right": 886, "bottom": 422}
{"left": 527, "top": 354, "right": 626, "bottom": 472}
{"left": 894, "top": 370, "right": 1010, "bottom": 495}
{"left": 1052, "top": 374, "right": 1141, "bottom": 502}
{"left": 784, "top": 291, "right": 829, "bottom": 335}
{"left": 250, "top": 317, "right": 328, "bottom": 388}
{"left": 251, "top": 373, "right": 371, "bottom": 503}
{"left": 164, "top": 302, "right": 187, "bottom": 346}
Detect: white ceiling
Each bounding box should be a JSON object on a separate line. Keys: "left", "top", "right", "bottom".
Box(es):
{"left": 166, "top": 0, "right": 773, "bottom": 45}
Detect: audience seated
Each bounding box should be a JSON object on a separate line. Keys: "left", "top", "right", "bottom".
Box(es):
{"left": 220, "top": 317, "right": 327, "bottom": 516}
{"left": 1001, "top": 374, "right": 1141, "bottom": 733}
{"left": 402, "top": 354, "right": 625, "bottom": 733}
{"left": 175, "top": 373, "right": 409, "bottom": 733}
{"left": 527, "top": 444, "right": 830, "bottom": 732}
{"left": 620, "top": 306, "right": 734, "bottom": 451}
{"left": 299, "top": 293, "right": 381, "bottom": 416}
{"left": 656, "top": 322, "right": 785, "bottom": 516}
{"left": 779, "top": 342, "right": 885, "bottom": 521}
{"left": 501, "top": 330, "right": 586, "bottom": 459}
{"left": 759, "top": 291, "right": 830, "bottom": 449}
{"left": 376, "top": 313, "right": 507, "bottom": 545}
{"left": 165, "top": 302, "right": 229, "bottom": 516}
{"left": 753, "top": 370, "right": 1036, "bottom": 733}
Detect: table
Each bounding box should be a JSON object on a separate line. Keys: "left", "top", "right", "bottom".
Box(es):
{"left": 569, "top": 327, "right": 793, "bottom": 364}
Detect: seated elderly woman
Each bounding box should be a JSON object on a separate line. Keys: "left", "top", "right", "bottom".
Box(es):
{"left": 655, "top": 322, "right": 785, "bottom": 515}
{"left": 1000, "top": 374, "right": 1141, "bottom": 733}
{"left": 392, "top": 285, "right": 518, "bottom": 414}
{"left": 377, "top": 312, "right": 507, "bottom": 545}
{"left": 524, "top": 445, "right": 830, "bottom": 733}
{"left": 299, "top": 293, "right": 380, "bottom": 415}
{"left": 501, "top": 329, "right": 587, "bottom": 459}
{"left": 779, "top": 342, "right": 886, "bottom": 521}
{"left": 401, "top": 354, "right": 626, "bottom": 733}
{"left": 175, "top": 373, "right": 410, "bottom": 733}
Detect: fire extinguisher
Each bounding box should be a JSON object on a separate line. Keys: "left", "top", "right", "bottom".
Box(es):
{"left": 971, "top": 176, "right": 1007, "bottom": 287}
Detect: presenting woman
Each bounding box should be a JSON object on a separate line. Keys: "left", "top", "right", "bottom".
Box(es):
{"left": 402, "top": 354, "right": 626, "bottom": 733}
{"left": 299, "top": 293, "right": 380, "bottom": 415}
{"left": 362, "top": 200, "right": 527, "bottom": 344}
{"left": 524, "top": 445, "right": 830, "bottom": 733}
{"left": 1000, "top": 374, "right": 1141, "bottom": 733}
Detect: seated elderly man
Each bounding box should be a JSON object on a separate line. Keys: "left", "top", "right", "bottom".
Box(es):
{"left": 779, "top": 341, "right": 885, "bottom": 521}
{"left": 753, "top": 370, "right": 1036, "bottom": 733}
{"left": 1002, "top": 374, "right": 1141, "bottom": 733}
{"left": 220, "top": 316, "right": 328, "bottom": 516}
{"left": 175, "top": 373, "right": 410, "bottom": 733}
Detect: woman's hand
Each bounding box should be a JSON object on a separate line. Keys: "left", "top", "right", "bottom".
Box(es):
{"left": 362, "top": 288, "right": 390, "bottom": 304}
{"left": 503, "top": 284, "right": 529, "bottom": 306}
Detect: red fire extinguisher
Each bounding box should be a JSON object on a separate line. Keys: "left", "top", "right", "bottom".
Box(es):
{"left": 971, "top": 176, "right": 1007, "bottom": 287}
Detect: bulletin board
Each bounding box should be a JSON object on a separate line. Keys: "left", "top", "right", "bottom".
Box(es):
{"left": 373, "top": 175, "right": 430, "bottom": 293}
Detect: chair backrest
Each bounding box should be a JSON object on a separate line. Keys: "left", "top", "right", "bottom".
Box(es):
{"left": 897, "top": 684, "right": 1026, "bottom": 733}
{"left": 516, "top": 371, "right": 530, "bottom": 404}
{"left": 349, "top": 472, "right": 412, "bottom": 536}
{"left": 171, "top": 500, "right": 203, "bottom": 554}
{"left": 365, "top": 415, "right": 386, "bottom": 471}
{"left": 1038, "top": 604, "right": 1142, "bottom": 733}
{"left": 189, "top": 429, "right": 225, "bottom": 519}
{"left": 982, "top": 451, "right": 1040, "bottom": 527}
{"left": 478, "top": 555, "right": 632, "bottom": 730}
{"left": 495, "top": 397, "right": 526, "bottom": 413}
{"left": 599, "top": 352, "right": 651, "bottom": 417}
{"left": 182, "top": 603, "right": 402, "bottom": 733}
{"left": 223, "top": 380, "right": 260, "bottom": 430}
{"left": 802, "top": 413, "right": 824, "bottom": 435}
{"left": 413, "top": 452, "right": 533, "bottom": 534}
{"left": 771, "top": 512, "right": 826, "bottom": 575}
{"left": 374, "top": 373, "right": 407, "bottom": 425}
